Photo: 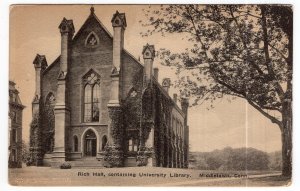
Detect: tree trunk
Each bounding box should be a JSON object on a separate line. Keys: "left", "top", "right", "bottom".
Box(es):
{"left": 281, "top": 100, "right": 292, "bottom": 177}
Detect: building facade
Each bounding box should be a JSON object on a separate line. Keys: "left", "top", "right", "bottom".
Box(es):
{"left": 28, "top": 7, "right": 189, "bottom": 168}
{"left": 9, "top": 81, "right": 25, "bottom": 168}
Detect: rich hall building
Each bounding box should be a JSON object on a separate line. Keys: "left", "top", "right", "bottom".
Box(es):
{"left": 28, "top": 7, "right": 189, "bottom": 168}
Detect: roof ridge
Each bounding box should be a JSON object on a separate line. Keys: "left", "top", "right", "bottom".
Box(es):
{"left": 42, "top": 55, "right": 60, "bottom": 75}
{"left": 72, "top": 12, "right": 113, "bottom": 41}
{"left": 123, "top": 49, "right": 144, "bottom": 68}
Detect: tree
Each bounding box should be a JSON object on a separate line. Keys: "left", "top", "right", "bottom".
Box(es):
{"left": 141, "top": 5, "right": 292, "bottom": 177}
{"left": 21, "top": 140, "right": 30, "bottom": 163}
{"left": 269, "top": 150, "right": 282, "bottom": 171}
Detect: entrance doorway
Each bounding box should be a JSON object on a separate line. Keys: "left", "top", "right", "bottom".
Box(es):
{"left": 84, "top": 130, "right": 97, "bottom": 156}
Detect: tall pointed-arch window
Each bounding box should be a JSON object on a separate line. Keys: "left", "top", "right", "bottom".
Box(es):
{"left": 83, "top": 70, "right": 100, "bottom": 122}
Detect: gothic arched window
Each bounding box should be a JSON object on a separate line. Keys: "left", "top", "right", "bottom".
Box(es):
{"left": 83, "top": 70, "right": 100, "bottom": 122}
{"left": 85, "top": 32, "right": 99, "bottom": 47}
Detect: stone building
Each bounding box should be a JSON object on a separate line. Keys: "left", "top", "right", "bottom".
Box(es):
{"left": 29, "top": 7, "right": 189, "bottom": 168}
{"left": 9, "top": 81, "right": 25, "bottom": 168}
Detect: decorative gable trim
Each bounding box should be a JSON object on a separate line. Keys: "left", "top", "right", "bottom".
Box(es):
{"left": 72, "top": 12, "right": 113, "bottom": 42}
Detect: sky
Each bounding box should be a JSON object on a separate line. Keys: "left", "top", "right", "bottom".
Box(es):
{"left": 9, "top": 4, "right": 282, "bottom": 153}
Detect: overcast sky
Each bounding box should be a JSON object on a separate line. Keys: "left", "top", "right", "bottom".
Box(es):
{"left": 9, "top": 4, "right": 281, "bottom": 152}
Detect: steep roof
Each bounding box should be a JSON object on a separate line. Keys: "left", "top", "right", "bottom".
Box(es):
{"left": 43, "top": 9, "right": 144, "bottom": 76}
{"left": 42, "top": 56, "right": 60, "bottom": 75}
{"left": 73, "top": 8, "right": 113, "bottom": 41}
{"left": 40, "top": 8, "right": 184, "bottom": 115}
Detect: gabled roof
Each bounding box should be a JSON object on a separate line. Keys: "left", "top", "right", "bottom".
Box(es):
{"left": 123, "top": 49, "right": 144, "bottom": 68}
{"left": 111, "top": 11, "right": 127, "bottom": 27}
{"left": 142, "top": 43, "right": 155, "bottom": 55}
{"left": 72, "top": 9, "right": 113, "bottom": 41}
{"left": 43, "top": 9, "right": 144, "bottom": 75}
{"left": 42, "top": 56, "right": 60, "bottom": 75}
{"left": 33, "top": 54, "right": 48, "bottom": 69}
{"left": 58, "top": 17, "right": 75, "bottom": 34}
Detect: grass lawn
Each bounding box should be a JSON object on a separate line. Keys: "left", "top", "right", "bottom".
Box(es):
{"left": 8, "top": 166, "right": 290, "bottom": 187}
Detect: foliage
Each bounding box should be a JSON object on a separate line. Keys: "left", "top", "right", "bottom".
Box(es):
{"left": 268, "top": 150, "right": 282, "bottom": 170}
{"left": 136, "top": 147, "right": 154, "bottom": 166}
{"left": 141, "top": 5, "right": 291, "bottom": 118}
{"left": 60, "top": 162, "right": 72, "bottom": 169}
{"left": 103, "top": 144, "right": 124, "bottom": 167}
{"left": 42, "top": 100, "right": 55, "bottom": 153}
{"left": 29, "top": 113, "right": 40, "bottom": 147}
{"left": 190, "top": 147, "right": 271, "bottom": 171}
{"left": 104, "top": 107, "right": 124, "bottom": 167}
{"left": 123, "top": 70, "right": 143, "bottom": 149}
{"left": 21, "top": 140, "right": 30, "bottom": 163}
{"left": 141, "top": 4, "right": 292, "bottom": 177}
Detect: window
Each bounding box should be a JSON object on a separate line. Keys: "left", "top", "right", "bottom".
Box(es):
{"left": 128, "top": 138, "right": 138, "bottom": 152}
{"left": 92, "top": 84, "right": 100, "bottom": 121}
{"left": 46, "top": 93, "right": 56, "bottom": 104}
{"left": 84, "top": 85, "right": 92, "bottom": 122}
{"left": 12, "top": 129, "right": 17, "bottom": 143}
{"left": 12, "top": 111, "right": 17, "bottom": 123}
{"left": 11, "top": 149, "right": 17, "bottom": 162}
{"left": 101, "top": 135, "right": 107, "bottom": 151}
{"left": 85, "top": 32, "right": 99, "bottom": 47}
{"left": 11, "top": 93, "right": 17, "bottom": 102}
{"left": 74, "top": 136, "right": 78, "bottom": 152}
{"left": 83, "top": 71, "right": 100, "bottom": 122}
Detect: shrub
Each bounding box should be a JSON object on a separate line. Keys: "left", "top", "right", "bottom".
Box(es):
{"left": 60, "top": 162, "right": 71, "bottom": 169}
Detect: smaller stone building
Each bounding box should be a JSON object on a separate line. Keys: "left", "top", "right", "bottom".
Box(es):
{"left": 9, "top": 81, "right": 25, "bottom": 168}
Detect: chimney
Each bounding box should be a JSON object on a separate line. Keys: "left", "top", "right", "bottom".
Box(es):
{"left": 180, "top": 98, "right": 189, "bottom": 126}
{"left": 33, "top": 54, "right": 48, "bottom": 99}
{"left": 162, "top": 78, "right": 171, "bottom": 93}
{"left": 142, "top": 44, "right": 155, "bottom": 85}
{"left": 109, "top": 11, "right": 127, "bottom": 106}
{"left": 58, "top": 18, "right": 74, "bottom": 73}
{"left": 153, "top": 67, "right": 159, "bottom": 80}
{"left": 111, "top": 11, "right": 127, "bottom": 72}
{"left": 173, "top": 93, "right": 178, "bottom": 104}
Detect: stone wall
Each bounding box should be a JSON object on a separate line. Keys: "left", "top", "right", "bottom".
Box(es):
{"left": 69, "top": 15, "right": 113, "bottom": 126}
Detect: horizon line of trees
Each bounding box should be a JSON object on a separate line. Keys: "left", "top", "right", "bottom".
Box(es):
{"left": 189, "top": 146, "right": 282, "bottom": 171}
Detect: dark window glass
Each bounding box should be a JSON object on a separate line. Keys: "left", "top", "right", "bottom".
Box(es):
{"left": 83, "top": 72, "right": 100, "bottom": 123}
{"left": 87, "top": 34, "right": 98, "bottom": 46}
{"left": 74, "top": 136, "right": 78, "bottom": 152}
{"left": 84, "top": 85, "right": 92, "bottom": 122}
{"left": 92, "top": 84, "right": 100, "bottom": 122}
{"left": 12, "top": 129, "right": 17, "bottom": 143}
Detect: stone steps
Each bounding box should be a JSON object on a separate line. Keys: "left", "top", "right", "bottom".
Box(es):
{"left": 69, "top": 157, "right": 105, "bottom": 168}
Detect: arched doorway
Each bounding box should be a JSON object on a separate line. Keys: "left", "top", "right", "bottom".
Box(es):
{"left": 84, "top": 130, "right": 97, "bottom": 157}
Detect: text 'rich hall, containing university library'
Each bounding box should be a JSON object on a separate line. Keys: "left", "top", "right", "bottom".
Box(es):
{"left": 28, "top": 7, "right": 189, "bottom": 168}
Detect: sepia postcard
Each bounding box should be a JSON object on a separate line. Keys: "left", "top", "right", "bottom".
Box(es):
{"left": 8, "top": 4, "right": 292, "bottom": 187}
